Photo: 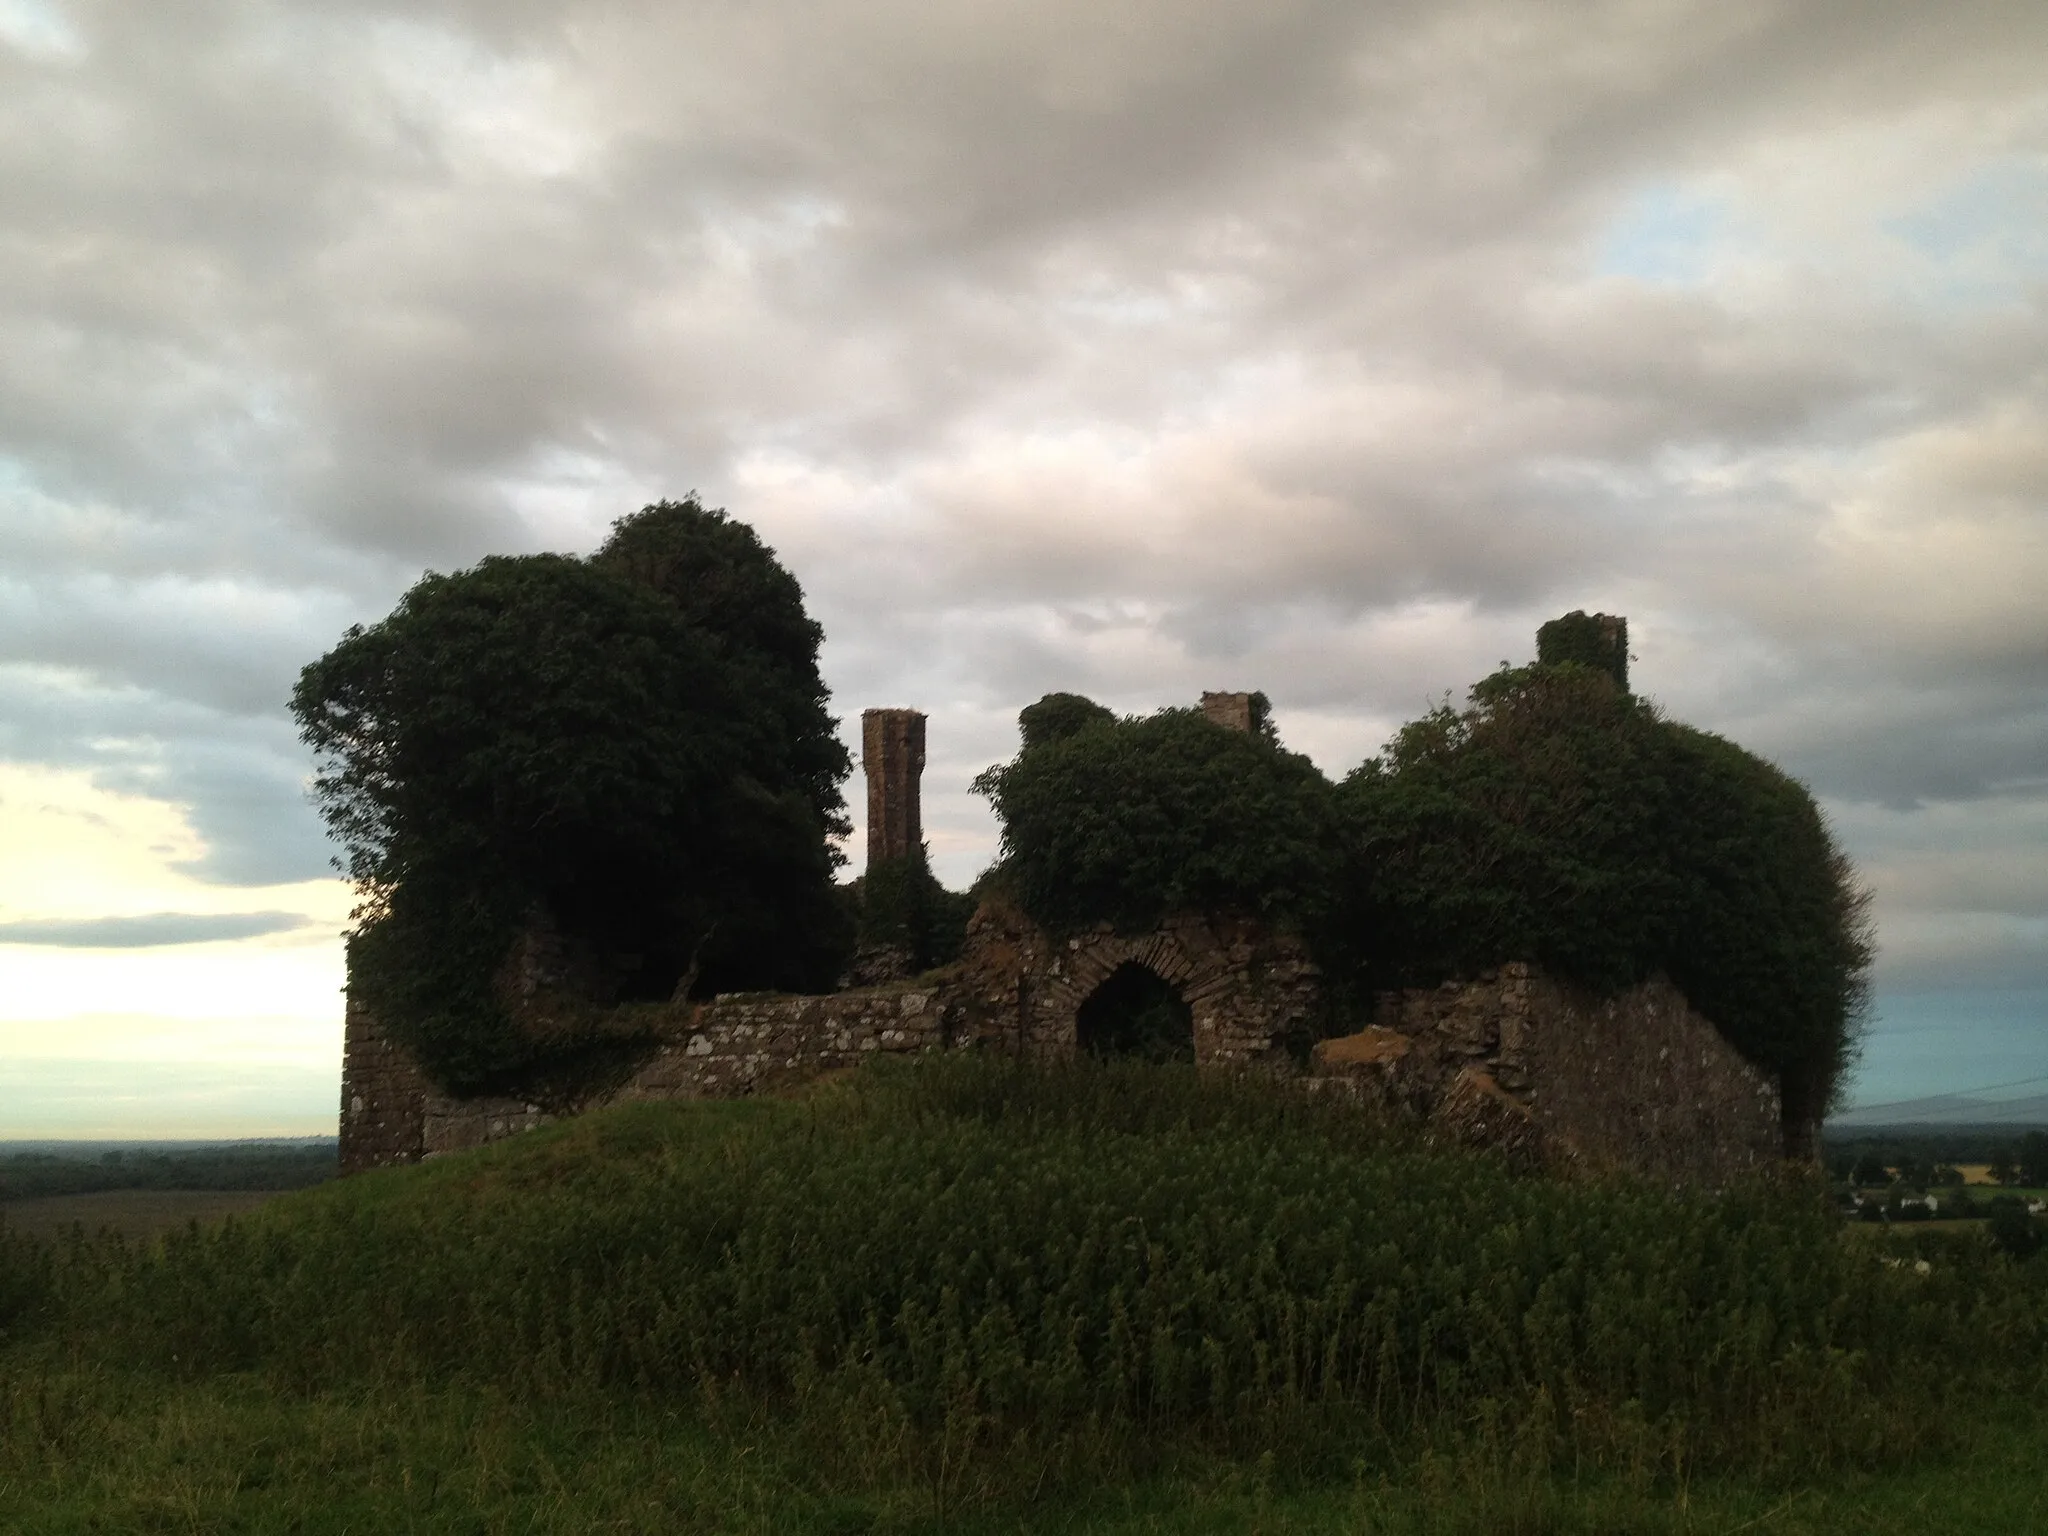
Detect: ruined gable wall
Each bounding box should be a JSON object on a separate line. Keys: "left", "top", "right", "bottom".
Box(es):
{"left": 1515, "top": 969, "right": 1785, "bottom": 1178}
{"left": 1314, "top": 963, "right": 1784, "bottom": 1183}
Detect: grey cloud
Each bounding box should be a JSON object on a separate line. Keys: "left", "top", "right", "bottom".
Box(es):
{"left": 1724, "top": 686, "right": 2048, "bottom": 811}
{"left": 0, "top": 667, "right": 338, "bottom": 885}
{"left": 0, "top": 911, "right": 314, "bottom": 948}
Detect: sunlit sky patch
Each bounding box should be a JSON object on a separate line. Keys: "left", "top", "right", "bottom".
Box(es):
{"left": 1594, "top": 185, "right": 1731, "bottom": 286}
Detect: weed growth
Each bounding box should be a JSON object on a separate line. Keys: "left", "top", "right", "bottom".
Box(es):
{"left": 5, "top": 1060, "right": 2044, "bottom": 1499}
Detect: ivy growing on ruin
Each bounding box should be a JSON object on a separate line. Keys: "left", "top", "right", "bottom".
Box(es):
{"left": 851, "top": 844, "right": 974, "bottom": 973}
{"left": 975, "top": 650, "right": 1871, "bottom": 1124}
{"left": 293, "top": 500, "right": 854, "bottom": 1094}
{"left": 971, "top": 704, "right": 1350, "bottom": 939}
{"left": 1342, "top": 662, "right": 1872, "bottom": 1125}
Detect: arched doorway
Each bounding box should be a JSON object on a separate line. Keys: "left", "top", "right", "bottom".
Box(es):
{"left": 1075, "top": 963, "right": 1194, "bottom": 1063}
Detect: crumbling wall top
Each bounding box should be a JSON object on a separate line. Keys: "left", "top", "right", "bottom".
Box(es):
{"left": 1200, "top": 691, "right": 1256, "bottom": 732}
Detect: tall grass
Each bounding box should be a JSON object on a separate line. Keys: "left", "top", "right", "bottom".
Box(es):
{"left": 6, "top": 1058, "right": 2045, "bottom": 1496}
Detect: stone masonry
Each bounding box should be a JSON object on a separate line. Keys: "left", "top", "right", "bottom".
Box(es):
{"left": 950, "top": 899, "right": 1319, "bottom": 1067}
{"left": 337, "top": 995, "right": 429, "bottom": 1170}
{"left": 1309, "top": 963, "right": 1785, "bottom": 1183}
{"left": 338, "top": 896, "right": 1321, "bottom": 1172}
{"left": 1200, "top": 691, "right": 1256, "bottom": 733}
{"left": 341, "top": 982, "right": 963, "bottom": 1172}
{"left": 861, "top": 708, "right": 925, "bottom": 867}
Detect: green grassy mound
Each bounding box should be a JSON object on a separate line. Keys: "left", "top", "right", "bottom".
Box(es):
{"left": 5, "top": 1060, "right": 2047, "bottom": 1523}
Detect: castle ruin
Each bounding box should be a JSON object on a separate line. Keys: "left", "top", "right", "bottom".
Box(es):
{"left": 338, "top": 661, "right": 1790, "bottom": 1183}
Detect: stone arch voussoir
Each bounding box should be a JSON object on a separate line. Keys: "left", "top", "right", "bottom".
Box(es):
{"left": 1016, "top": 913, "right": 1309, "bottom": 1067}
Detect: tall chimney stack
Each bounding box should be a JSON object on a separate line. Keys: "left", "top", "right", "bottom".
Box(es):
{"left": 861, "top": 708, "right": 926, "bottom": 869}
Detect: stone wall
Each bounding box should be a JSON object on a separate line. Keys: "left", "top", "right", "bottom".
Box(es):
{"left": 341, "top": 981, "right": 963, "bottom": 1172}
{"left": 337, "top": 996, "right": 429, "bottom": 1173}
{"left": 342, "top": 920, "right": 1786, "bottom": 1186}
{"left": 936, "top": 901, "right": 1318, "bottom": 1064}
{"left": 1310, "top": 963, "right": 1785, "bottom": 1183}
{"left": 339, "top": 903, "right": 1317, "bottom": 1171}
{"left": 959, "top": 904, "right": 1319, "bottom": 1066}
{"left": 1199, "top": 691, "right": 1256, "bottom": 733}
{"left": 616, "top": 984, "right": 957, "bottom": 1103}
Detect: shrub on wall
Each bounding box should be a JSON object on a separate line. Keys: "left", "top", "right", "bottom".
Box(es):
{"left": 1536, "top": 609, "right": 1628, "bottom": 691}
{"left": 853, "top": 844, "right": 974, "bottom": 972}
{"left": 961, "top": 636, "right": 1870, "bottom": 1131}
{"left": 971, "top": 700, "right": 1347, "bottom": 937}
{"left": 1018, "top": 692, "right": 1116, "bottom": 750}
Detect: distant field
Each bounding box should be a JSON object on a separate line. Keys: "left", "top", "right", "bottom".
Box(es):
{"left": 1, "top": 1189, "right": 283, "bottom": 1241}
{"left": 0, "top": 1140, "right": 335, "bottom": 1201}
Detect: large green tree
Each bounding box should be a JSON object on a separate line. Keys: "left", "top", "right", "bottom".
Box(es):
{"left": 1342, "top": 660, "right": 1873, "bottom": 1131}
{"left": 292, "top": 501, "right": 852, "bottom": 1093}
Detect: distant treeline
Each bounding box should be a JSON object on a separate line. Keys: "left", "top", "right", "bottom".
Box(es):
{"left": 1826, "top": 1130, "right": 2048, "bottom": 1187}
{"left": 0, "top": 1144, "right": 337, "bottom": 1200}
{"left": 1823, "top": 1126, "right": 2048, "bottom": 1170}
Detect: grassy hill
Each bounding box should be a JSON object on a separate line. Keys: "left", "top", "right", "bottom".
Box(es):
{"left": 4, "top": 1059, "right": 2046, "bottom": 1532}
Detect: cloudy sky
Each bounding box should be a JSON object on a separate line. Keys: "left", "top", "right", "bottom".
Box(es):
{"left": 2, "top": 0, "right": 2043, "bottom": 1136}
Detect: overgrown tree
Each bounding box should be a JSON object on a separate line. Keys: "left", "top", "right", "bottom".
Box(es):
{"left": 852, "top": 842, "right": 975, "bottom": 973}
{"left": 1988, "top": 1200, "right": 2043, "bottom": 1260}
{"left": 292, "top": 502, "right": 852, "bottom": 1094}
{"left": 1341, "top": 657, "right": 1873, "bottom": 1136}
{"left": 1018, "top": 692, "right": 1116, "bottom": 750}
{"left": 971, "top": 698, "right": 1346, "bottom": 937}
{"left": 591, "top": 498, "right": 849, "bottom": 847}
{"left": 1990, "top": 1146, "right": 2021, "bottom": 1187}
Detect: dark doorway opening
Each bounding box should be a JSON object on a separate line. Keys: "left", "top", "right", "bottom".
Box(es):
{"left": 1076, "top": 963, "right": 1194, "bottom": 1063}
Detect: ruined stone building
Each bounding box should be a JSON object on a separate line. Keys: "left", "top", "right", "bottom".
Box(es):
{"left": 341, "top": 671, "right": 1790, "bottom": 1185}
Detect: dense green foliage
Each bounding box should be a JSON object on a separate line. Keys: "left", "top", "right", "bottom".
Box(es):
{"left": 5, "top": 1062, "right": 2043, "bottom": 1497}
{"left": 852, "top": 844, "right": 974, "bottom": 972}
{"left": 972, "top": 655, "right": 1868, "bottom": 1124}
{"left": 2019, "top": 1130, "right": 2048, "bottom": 1187}
{"left": 589, "top": 499, "right": 851, "bottom": 843}
{"left": 8, "top": 1064, "right": 2048, "bottom": 1529}
{"left": 972, "top": 704, "right": 1347, "bottom": 935}
{"left": 1536, "top": 609, "right": 1628, "bottom": 691}
{"left": 5, "top": 1373, "right": 2046, "bottom": 1533}
{"left": 1018, "top": 691, "right": 1116, "bottom": 749}
{"left": 291, "top": 500, "right": 852, "bottom": 1094}
{"left": 0, "top": 1144, "right": 334, "bottom": 1201}
{"left": 1342, "top": 662, "right": 1873, "bottom": 1124}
